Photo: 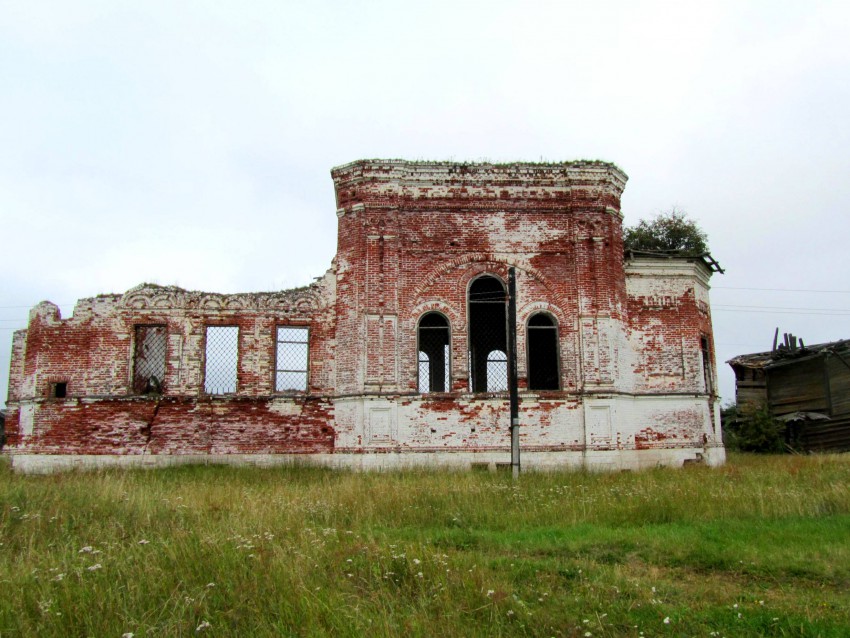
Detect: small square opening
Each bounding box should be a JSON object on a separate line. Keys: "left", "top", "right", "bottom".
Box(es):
{"left": 51, "top": 382, "right": 67, "bottom": 398}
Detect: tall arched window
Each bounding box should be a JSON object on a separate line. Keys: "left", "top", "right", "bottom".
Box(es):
{"left": 486, "top": 350, "right": 508, "bottom": 392}
{"left": 418, "top": 312, "right": 450, "bottom": 393}
{"left": 527, "top": 313, "right": 559, "bottom": 390}
{"left": 468, "top": 275, "right": 507, "bottom": 392}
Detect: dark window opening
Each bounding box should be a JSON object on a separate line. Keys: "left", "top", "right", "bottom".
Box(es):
{"left": 51, "top": 382, "right": 67, "bottom": 398}
{"left": 204, "top": 326, "right": 239, "bottom": 394}
{"left": 133, "top": 325, "right": 167, "bottom": 394}
{"left": 418, "top": 313, "right": 450, "bottom": 393}
{"left": 701, "top": 336, "right": 714, "bottom": 394}
{"left": 527, "top": 313, "right": 560, "bottom": 390}
{"left": 276, "top": 326, "right": 309, "bottom": 392}
{"left": 468, "top": 275, "right": 507, "bottom": 392}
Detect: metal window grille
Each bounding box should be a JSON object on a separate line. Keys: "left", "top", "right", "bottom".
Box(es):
{"left": 276, "top": 326, "right": 309, "bottom": 392}
{"left": 133, "top": 325, "right": 167, "bottom": 394}
{"left": 468, "top": 276, "right": 508, "bottom": 392}
{"left": 418, "top": 352, "right": 430, "bottom": 393}
{"left": 486, "top": 350, "right": 508, "bottom": 392}
{"left": 527, "top": 313, "right": 560, "bottom": 390}
{"left": 418, "top": 313, "right": 450, "bottom": 393}
{"left": 204, "top": 326, "right": 239, "bottom": 394}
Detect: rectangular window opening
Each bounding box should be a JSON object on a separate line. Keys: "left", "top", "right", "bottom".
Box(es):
{"left": 701, "top": 336, "right": 714, "bottom": 395}
{"left": 133, "top": 325, "right": 167, "bottom": 394}
{"left": 204, "top": 326, "right": 239, "bottom": 395}
{"left": 51, "top": 382, "right": 67, "bottom": 398}
{"left": 276, "top": 326, "right": 309, "bottom": 393}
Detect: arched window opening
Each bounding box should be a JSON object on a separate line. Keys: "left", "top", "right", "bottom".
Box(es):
{"left": 486, "top": 350, "right": 508, "bottom": 392}
{"left": 418, "top": 312, "right": 450, "bottom": 393}
{"left": 527, "top": 313, "right": 560, "bottom": 390}
{"left": 468, "top": 275, "right": 507, "bottom": 392}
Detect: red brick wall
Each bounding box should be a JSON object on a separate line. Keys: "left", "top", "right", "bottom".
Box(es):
{"left": 6, "top": 160, "right": 720, "bottom": 463}
{"left": 331, "top": 160, "right": 630, "bottom": 396}
{"left": 5, "top": 280, "right": 336, "bottom": 454}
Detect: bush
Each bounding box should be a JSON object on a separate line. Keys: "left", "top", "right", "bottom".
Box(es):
{"left": 624, "top": 209, "right": 709, "bottom": 256}
{"left": 722, "top": 403, "right": 786, "bottom": 453}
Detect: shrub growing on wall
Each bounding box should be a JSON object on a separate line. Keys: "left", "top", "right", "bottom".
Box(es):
{"left": 624, "top": 209, "right": 709, "bottom": 256}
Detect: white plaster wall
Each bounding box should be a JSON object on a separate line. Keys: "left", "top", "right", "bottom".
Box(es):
{"left": 9, "top": 448, "right": 710, "bottom": 474}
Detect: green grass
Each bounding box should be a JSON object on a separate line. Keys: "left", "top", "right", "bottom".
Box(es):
{"left": 1, "top": 453, "right": 849, "bottom": 636}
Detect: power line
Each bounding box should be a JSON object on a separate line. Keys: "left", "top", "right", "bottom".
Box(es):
{"left": 716, "top": 342, "right": 771, "bottom": 347}
{"left": 714, "top": 286, "right": 850, "bottom": 293}
{"left": 714, "top": 304, "right": 850, "bottom": 312}
{"left": 714, "top": 308, "right": 850, "bottom": 316}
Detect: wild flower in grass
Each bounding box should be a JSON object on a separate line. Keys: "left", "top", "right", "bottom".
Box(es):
{"left": 122, "top": 633, "right": 135, "bottom": 638}
{"left": 79, "top": 546, "right": 94, "bottom": 554}
{"left": 487, "top": 590, "right": 495, "bottom": 597}
{"left": 412, "top": 558, "right": 421, "bottom": 565}
{"left": 138, "top": 539, "right": 150, "bottom": 545}
{"left": 206, "top": 583, "right": 215, "bottom": 588}
{"left": 506, "top": 610, "right": 514, "bottom": 617}
{"left": 416, "top": 572, "right": 423, "bottom": 578}
{"left": 52, "top": 573, "right": 65, "bottom": 582}
{"left": 196, "top": 620, "right": 211, "bottom": 632}
{"left": 87, "top": 563, "right": 103, "bottom": 571}
{"left": 663, "top": 617, "right": 671, "bottom": 624}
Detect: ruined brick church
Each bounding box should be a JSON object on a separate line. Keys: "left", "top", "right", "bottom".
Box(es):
{"left": 5, "top": 160, "right": 725, "bottom": 472}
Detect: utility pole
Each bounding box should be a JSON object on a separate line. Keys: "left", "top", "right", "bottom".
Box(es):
{"left": 507, "top": 268, "right": 520, "bottom": 479}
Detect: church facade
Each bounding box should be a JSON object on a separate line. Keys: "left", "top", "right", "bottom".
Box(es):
{"left": 4, "top": 160, "right": 724, "bottom": 472}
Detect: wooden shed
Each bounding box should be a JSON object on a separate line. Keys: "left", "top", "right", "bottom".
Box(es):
{"left": 728, "top": 337, "right": 850, "bottom": 452}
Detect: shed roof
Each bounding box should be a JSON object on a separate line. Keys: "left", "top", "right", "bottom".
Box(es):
{"left": 728, "top": 338, "right": 850, "bottom": 370}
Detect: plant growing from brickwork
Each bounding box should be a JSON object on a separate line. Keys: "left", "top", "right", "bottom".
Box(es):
{"left": 624, "top": 208, "right": 709, "bottom": 256}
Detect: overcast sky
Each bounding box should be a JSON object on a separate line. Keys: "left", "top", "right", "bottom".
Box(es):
{"left": 3, "top": 0, "right": 850, "bottom": 408}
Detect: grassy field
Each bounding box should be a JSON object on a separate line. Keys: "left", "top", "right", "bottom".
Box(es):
{"left": 1, "top": 453, "right": 849, "bottom": 637}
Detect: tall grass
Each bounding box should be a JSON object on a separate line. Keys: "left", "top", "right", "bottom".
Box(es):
{"left": 1, "top": 453, "right": 849, "bottom": 636}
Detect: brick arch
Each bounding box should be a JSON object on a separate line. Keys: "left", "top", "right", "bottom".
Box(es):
{"left": 409, "top": 300, "right": 463, "bottom": 330}
{"left": 517, "top": 300, "right": 567, "bottom": 329}
{"left": 408, "top": 253, "right": 560, "bottom": 312}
